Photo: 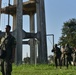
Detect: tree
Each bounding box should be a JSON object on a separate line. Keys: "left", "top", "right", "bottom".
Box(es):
{"left": 59, "top": 18, "right": 76, "bottom": 47}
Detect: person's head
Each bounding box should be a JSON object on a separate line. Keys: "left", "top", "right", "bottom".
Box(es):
{"left": 54, "top": 44, "right": 57, "bottom": 48}
{"left": 5, "top": 25, "right": 11, "bottom": 33}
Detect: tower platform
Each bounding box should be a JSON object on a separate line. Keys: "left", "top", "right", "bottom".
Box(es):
{"left": 0, "top": 1, "right": 36, "bottom": 15}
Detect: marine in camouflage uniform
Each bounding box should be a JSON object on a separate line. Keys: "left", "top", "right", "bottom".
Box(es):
{"left": 52, "top": 44, "right": 62, "bottom": 68}
{"left": 64, "top": 44, "right": 73, "bottom": 68}
{"left": 0, "top": 25, "right": 16, "bottom": 75}
{"left": 72, "top": 47, "right": 76, "bottom": 66}
{"left": 61, "top": 45, "right": 66, "bottom": 66}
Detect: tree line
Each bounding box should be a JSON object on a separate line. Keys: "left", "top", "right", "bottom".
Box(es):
{"left": 58, "top": 18, "right": 76, "bottom": 48}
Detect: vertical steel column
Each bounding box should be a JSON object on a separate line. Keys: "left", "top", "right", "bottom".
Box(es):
{"left": 40, "top": 0, "right": 47, "bottom": 63}
{"left": 30, "top": 12, "right": 35, "bottom": 64}
{"left": 36, "top": 0, "right": 42, "bottom": 63}
{"left": 12, "top": 0, "right": 17, "bottom": 30}
{"left": 16, "top": 0, "right": 23, "bottom": 65}
{"left": 14, "top": 0, "right": 17, "bottom": 5}
{"left": 0, "top": 0, "right": 2, "bottom": 26}
{"left": 36, "top": 0, "right": 47, "bottom": 63}
{"left": 8, "top": 0, "right": 10, "bottom": 25}
{"left": 12, "top": 15, "right": 16, "bottom": 30}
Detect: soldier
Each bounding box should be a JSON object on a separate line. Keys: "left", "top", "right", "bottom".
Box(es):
{"left": 61, "top": 45, "right": 66, "bottom": 66}
{"left": 52, "top": 44, "right": 62, "bottom": 68}
{"left": 64, "top": 44, "right": 73, "bottom": 68}
{"left": 0, "top": 25, "right": 16, "bottom": 75}
{"left": 72, "top": 47, "right": 76, "bottom": 66}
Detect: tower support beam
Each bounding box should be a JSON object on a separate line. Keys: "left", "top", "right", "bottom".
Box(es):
{"left": 36, "top": 0, "right": 47, "bottom": 63}
{"left": 30, "top": 12, "right": 35, "bottom": 64}
{"left": 15, "top": 0, "right": 23, "bottom": 65}
{"left": 40, "top": 0, "right": 47, "bottom": 63}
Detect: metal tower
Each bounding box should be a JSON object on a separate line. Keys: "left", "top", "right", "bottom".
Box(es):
{"left": 0, "top": 0, "right": 48, "bottom": 64}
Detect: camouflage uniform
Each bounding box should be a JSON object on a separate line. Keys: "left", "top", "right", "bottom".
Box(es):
{"left": 0, "top": 33, "right": 16, "bottom": 75}
{"left": 61, "top": 46, "right": 66, "bottom": 66}
{"left": 72, "top": 48, "right": 76, "bottom": 66}
{"left": 52, "top": 44, "right": 61, "bottom": 68}
{"left": 65, "top": 44, "right": 73, "bottom": 68}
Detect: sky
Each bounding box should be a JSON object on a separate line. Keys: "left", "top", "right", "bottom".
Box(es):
{"left": 0, "top": 0, "right": 76, "bottom": 59}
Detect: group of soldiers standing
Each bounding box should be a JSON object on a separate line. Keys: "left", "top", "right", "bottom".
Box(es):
{"left": 52, "top": 44, "right": 76, "bottom": 69}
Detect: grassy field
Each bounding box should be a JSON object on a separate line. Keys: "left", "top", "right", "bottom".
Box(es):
{"left": 0, "top": 64, "right": 76, "bottom": 75}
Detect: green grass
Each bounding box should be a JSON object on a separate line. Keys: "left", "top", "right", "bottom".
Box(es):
{"left": 0, "top": 64, "right": 76, "bottom": 75}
